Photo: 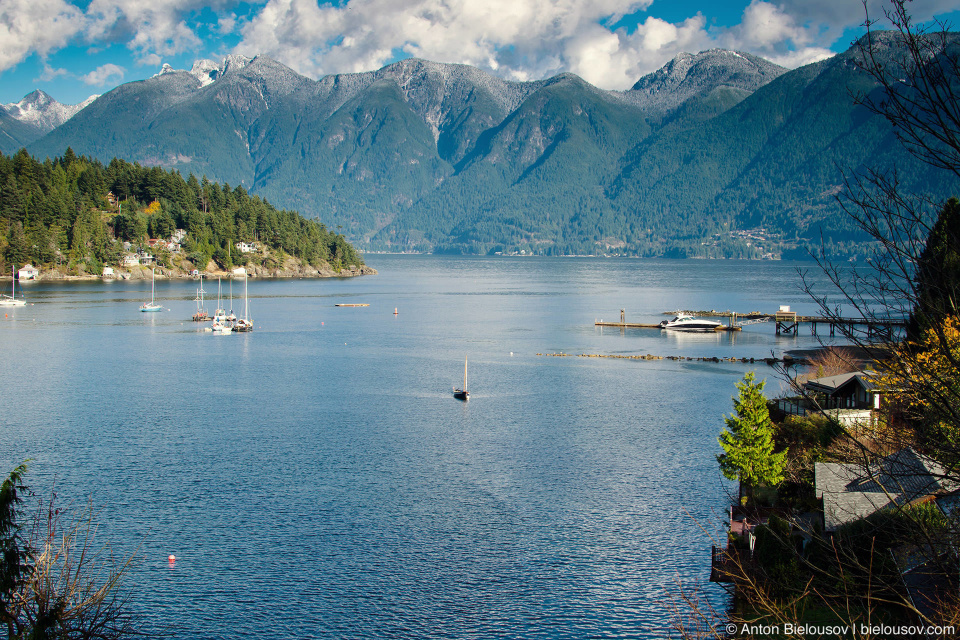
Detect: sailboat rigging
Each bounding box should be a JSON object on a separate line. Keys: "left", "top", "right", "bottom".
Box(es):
{"left": 232, "top": 271, "right": 253, "bottom": 332}
{"left": 0, "top": 266, "right": 26, "bottom": 307}
{"left": 140, "top": 269, "right": 162, "bottom": 312}
{"left": 193, "top": 274, "right": 210, "bottom": 321}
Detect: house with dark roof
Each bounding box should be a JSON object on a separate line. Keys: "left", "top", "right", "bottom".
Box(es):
{"left": 804, "top": 370, "right": 881, "bottom": 410}
{"left": 815, "top": 448, "right": 958, "bottom": 532}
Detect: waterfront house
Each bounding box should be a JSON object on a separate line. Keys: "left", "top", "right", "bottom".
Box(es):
{"left": 102, "top": 266, "right": 115, "bottom": 277}
{"left": 777, "top": 370, "right": 885, "bottom": 432}
{"left": 804, "top": 371, "right": 881, "bottom": 410}
{"left": 17, "top": 264, "right": 38, "bottom": 280}
{"left": 121, "top": 254, "right": 140, "bottom": 267}
{"left": 815, "top": 448, "right": 957, "bottom": 532}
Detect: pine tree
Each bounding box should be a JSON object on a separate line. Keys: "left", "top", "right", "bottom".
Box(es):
{"left": 717, "top": 372, "right": 786, "bottom": 503}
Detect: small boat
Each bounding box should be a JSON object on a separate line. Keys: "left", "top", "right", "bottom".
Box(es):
{"left": 0, "top": 266, "right": 26, "bottom": 307}
{"left": 453, "top": 356, "right": 469, "bottom": 401}
{"left": 211, "top": 319, "right": 233, "bottom": 334}
{"left": 140, "top": 269, "right": 163, "bottom": 312}
{"left": 659, "top": 313, "right": 722, "bottom": 332}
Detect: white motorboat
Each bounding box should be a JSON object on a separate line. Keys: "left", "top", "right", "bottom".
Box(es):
{"left": 659, "top": 314, "right": 722, "bottom": 332}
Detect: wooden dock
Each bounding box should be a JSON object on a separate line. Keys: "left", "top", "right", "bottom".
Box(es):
{"left": 595, "top": 309, "right": 741, "bottom": 331}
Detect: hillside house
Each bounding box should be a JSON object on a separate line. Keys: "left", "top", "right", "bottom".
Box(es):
{"left": 804, "top": 371, "right": 881, "bottom": 410}
{"left": 235, "top": 241, "right": 257, "bottom": 253}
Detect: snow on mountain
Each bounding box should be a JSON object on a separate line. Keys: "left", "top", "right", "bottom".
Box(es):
{"left": 2, "top": 90, "right": 98, "bottom": 132}
{"left": 622, "top": 49, "right": 788, "bottom": 115}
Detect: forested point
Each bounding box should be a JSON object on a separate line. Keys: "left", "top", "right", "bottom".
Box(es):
{"left": 0, "top": 148, "right": 364, "bottom": 276}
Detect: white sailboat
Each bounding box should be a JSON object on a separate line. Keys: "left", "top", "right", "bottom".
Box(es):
{"left": 140, "top": 269, "right": 162, "bottom": 312}
{"left": 232, "top": 272, "right": 253, "bottom": 332}
{"left": 0, "top": 266, "right": 26, "bottom": 307}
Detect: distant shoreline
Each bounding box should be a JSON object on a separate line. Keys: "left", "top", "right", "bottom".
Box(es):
{"left": 5, "top": 264, "right": 377, "bottom": 282}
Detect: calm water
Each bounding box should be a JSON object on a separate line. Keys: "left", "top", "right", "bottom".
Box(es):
{"left": 1, "top": 256, "right": 842, "bottom": 639}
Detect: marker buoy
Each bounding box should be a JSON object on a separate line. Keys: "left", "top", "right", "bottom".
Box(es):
{"left": 168, "top": 554, "right": 176, "bottom": 562}
{"left": 394, "top": 308, "right": 398, "bottom": 315}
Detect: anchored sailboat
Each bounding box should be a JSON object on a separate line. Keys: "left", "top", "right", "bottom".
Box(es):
{"left": 453, "top": 356, "right": 469, "bottom": 401}
{"left": 193, "top": 274, "right": 210, "bottom": 321}
{"left": 140, "top": 269, "right": 162, "bottom": 312}
{"left": 0, "top": 266, "right": 26, "bottom": 307}
{"left": 232, "top": 271, "right": 252, "bottom": 332}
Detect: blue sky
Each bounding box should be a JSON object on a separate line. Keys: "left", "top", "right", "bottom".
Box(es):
{"left": 2, "top": 0, "right": 958, "bottom": 105}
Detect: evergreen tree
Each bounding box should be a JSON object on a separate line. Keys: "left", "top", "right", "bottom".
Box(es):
{"left": 908, "top": 197, "right": 960, "bottom": 340}
{"left": 717, "top": 372, "right": 786, "bottom": 502}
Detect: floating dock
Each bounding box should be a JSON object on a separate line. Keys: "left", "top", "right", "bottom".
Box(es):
{"left": 335, "top": 303, "right": 370, "bottom": 307}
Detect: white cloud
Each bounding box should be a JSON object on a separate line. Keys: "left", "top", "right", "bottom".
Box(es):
{"left": 37, "top": 63, "right": 70, "bottom": 82}
{"left": 0, "top": 0, "right": 84, "bottom": 71}
{"left": 733, "top": 1, "right": 806, "bottom": 49}
{"left": 84, "top": 0, "right": 215, "bottom": 63}
{"left": 81, "top": 62, "right": 126, "bottom": 85}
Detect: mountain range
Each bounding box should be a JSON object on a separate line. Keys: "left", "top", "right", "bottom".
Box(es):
{"left": 4, "top": 33, "right": 955, "bottom": 258}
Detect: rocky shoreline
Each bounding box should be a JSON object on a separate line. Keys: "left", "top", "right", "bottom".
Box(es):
{"left": 6, "top": 261, "right": 377, "bottom": 281}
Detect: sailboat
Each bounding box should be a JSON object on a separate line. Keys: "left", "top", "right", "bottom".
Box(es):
{"left": 0, "top": 266, "right": 26, "bottom": 307}
{"left": 140, "top": 269, "right": 162, "bottom": 312}
{"left": 232, "top": 271, "right": 253, "bottom": 332}
{"left": 453, "top": 356, "right": 469, "bottom": 401}
{"left": 192, "top": 274, "right": 210, "bottom": 321}
{"left": 209, "top": 278, "right": 235, "bottom": 333}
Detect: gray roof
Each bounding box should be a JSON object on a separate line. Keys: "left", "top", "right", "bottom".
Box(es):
{"left": 816, "top": 448, "right": 957, "bottom": 531}
{"left": 804, "top": 370, "right": 877, "bottom": 395}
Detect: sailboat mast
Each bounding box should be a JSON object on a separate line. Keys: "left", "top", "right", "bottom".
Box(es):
{"left": 464, "top": 356, "right": 468, "bottom": 391}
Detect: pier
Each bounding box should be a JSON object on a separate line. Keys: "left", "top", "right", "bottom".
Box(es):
{"left": 596, "top": 308, "right": 906, "bottom": 337}
{"left": 594, "top": 309, "right": 741, "bottom": 331}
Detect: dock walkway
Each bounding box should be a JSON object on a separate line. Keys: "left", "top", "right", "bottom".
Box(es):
{"left": 596, "top": 309, "right": 905, "bottom": 337}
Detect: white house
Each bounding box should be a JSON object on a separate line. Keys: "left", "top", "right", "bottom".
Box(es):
{"left": 231, "top": 267, "right": 247, "bottom": 277}
{"left": 235, "top": 241, "right": 256, "bottom": 253}
{"left": 121, "top": 254, "right": 140, "bottom": 267}
{"left": 17, "top": 264, "right": 39, "bottom": 280}
{"left": 102, "top": 266, "right": 115, "bottom": 277}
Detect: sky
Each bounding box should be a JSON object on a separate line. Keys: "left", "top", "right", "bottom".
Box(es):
{"left": 1, "top": 0, "right": 959, "bottom": 105}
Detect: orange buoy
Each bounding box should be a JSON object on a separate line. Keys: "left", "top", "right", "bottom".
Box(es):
{"left": 394, "top": 308, "right": 398, "bottom": 315}
{"left": 168, "top": 554, "right": 176, "bottom": 562}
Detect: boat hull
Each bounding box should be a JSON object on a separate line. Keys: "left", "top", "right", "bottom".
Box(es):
{"left": 453, "top": 390, "right": 469, "bottom": 401}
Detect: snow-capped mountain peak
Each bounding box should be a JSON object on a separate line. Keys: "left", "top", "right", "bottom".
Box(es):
{"left": 2, "top": 90, "right": 97, "bottom": 131}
